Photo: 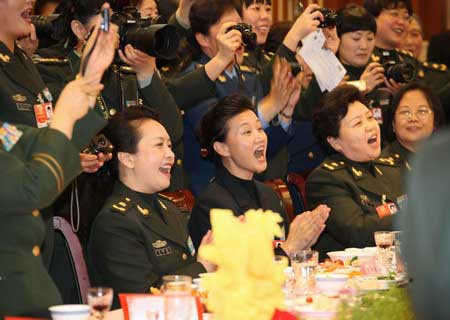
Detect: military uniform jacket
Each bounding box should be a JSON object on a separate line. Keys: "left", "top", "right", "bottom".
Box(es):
{"left": 382, "top": 140, "right": 412, "bottom": 173}
{"left": 89, "top": 181, "right": 205, "bottom": 307}
{"left": 0, "top": 116, "right": 105, "bottom": 317}
{"left": 306, "top": 152, "right": 405, "bottom": 258}
{"left": 189, "top": 165, "right": 289, "bottom": 249}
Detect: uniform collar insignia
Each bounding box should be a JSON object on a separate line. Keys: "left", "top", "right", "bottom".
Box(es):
{"left": 351, "top": 167, "right": 363, "bottom": 178}
{"left": 374, "top": 166, "right": 383, "bottom": 176}
{"left": 158, "top": 199, "right": 167, "bottom": 211}
{"left": 218, "top": 75, "right": 227, "bottom": 83}
{"left": 12, "top": 94, "right": 27, "bottom": 103}
{"left": 152, "top": 240, "right": 167, "bottom": 249}
{"left": 0, "top": 53, "right": 10, "bottom": 63}
{"left": 137, "top": 204, "right": 150, "bottom": 216}
{"left": 376, "top": 157, "right": 395, "bottom": 166}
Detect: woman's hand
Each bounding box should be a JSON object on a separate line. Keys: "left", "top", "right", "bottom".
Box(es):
{"left": 118, "top": 45, "right": 156, "bottom": 81}
{"left": 16, "top": 24, "right": 39, "bottom": 58}
{"left": 322, "top": 27, "right": 340, "bottom": 54}
{"left": 80, "top": 152, "right": 112, "bottom": 173}
{"left": 280, "top": 71, "right": 304, "bottom": 124}
{"left": 80, "top": 2, "right": 118, "bottom": 81}
{"left": 360, "top": 62, "right": 385, "bottom": 93}
{"left": 281, "top": 204, "right": 330, "bottom": 256}
{"left": 283, "top": 4, "right": 322, "bottom": 52}
{"left": 197, "top": 230, "right": 216, "bottom": 272}
{"left": 383, "top": 77, "right": 405, "bottom": 95}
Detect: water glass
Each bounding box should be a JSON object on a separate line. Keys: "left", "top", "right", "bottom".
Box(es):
{"left": 162, "top": 275, "right": 192, "bottom": 320}
{"left": 392, "top": 231, "right": 407, "bottom": 275}
{"left": 87, "top": 287, "right": 113, "bottom": 319}
{"left": 290, "top": 250, "right": 319, "bottom": 296}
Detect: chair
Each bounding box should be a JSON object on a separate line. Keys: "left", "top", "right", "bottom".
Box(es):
{"left": 287, "top": 173, "right": 308, "bottom": 213}
{"left": 160, "top": 189, "right": 195, "bottom": 213}
{"left": 52, "top": 216, "right": 91, "bottom": 304}
{"left": 263, "top": 179, "right": 295, "bottom": 223}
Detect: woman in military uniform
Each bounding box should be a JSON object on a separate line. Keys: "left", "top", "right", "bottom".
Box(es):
{"left": 384, "top": 82, "right": 445, "bottom": 172}
{"left": 88, "top": 107, "right": 214, "bottom": 309}
{"left": 306, "top": 85, "right": 405, "bottom": 259}
{"left": 0, "top": 11, "right": 116, "bottom": 317}
{"left": 189, "top": 94, "right": 330, "bottom": 256}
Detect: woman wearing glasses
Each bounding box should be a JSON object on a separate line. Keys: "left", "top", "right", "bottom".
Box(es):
{"left": 384, "top": 82, "right": 445, "bottom": 171}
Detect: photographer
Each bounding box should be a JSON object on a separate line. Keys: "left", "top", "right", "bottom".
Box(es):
{"left": 0, "top": 6, "right": 116, "bottom": 316}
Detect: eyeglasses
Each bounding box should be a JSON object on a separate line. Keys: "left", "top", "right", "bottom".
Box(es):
{"left": 385, "top": 10, "right": 411, "bottom": 23}
{"left": 396, "top": 108, "right": 433, "bottom": 120}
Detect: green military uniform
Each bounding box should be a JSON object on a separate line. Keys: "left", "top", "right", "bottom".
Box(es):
{"left": 306, "top": 151, "right": 405, "bottom": 259}
{"left": 0, "top": 112, "right": 105, "bottom": 317}
{"left": 0, "top": 42, "right": 106, "bottom": 268}
{"left": 382, "top": 140, "right": 412, "bottom": 173}
{"left": 88, "top": 181, "right": 205, "bottom": 308}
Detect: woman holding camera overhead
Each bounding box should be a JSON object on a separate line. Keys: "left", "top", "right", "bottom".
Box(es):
{"left": 0, "top": 8, "right": 116, "bottom": 317}
{"left": 306, "top": 85, "right": 405, "bottom": 259}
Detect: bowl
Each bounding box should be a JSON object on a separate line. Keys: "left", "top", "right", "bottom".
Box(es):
{"left": 49, "top": 304, "right": 90, "bottom": 320}
{"left": 327, "top": 248, "right": 376, "bottom": 264}
{"left": 315, "top": 274, "right": 349, "bottom": 294}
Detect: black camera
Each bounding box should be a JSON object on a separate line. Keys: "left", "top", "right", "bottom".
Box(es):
{"left": 289, "top": 62, "right": 303, "bottom": 76}
{"left": 83, "top": 134, "right": 114, "bottom": 155}
{"left": 226, "top": 23, "right": 257, "bottom": 49}
{"left": 381, "top": 59, "right": 417, "bottom": 83}
{"left": 112, "top": 7, "right": 179, "bottom": 59}
{"left": 315, "top": 8, "right": 338, "bottom": 28}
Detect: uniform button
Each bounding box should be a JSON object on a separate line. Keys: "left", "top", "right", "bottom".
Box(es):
{"left": 182, "top": 253, "right": 188, "bottom": 260}
{"left": 109, "top": 108, "right": 117, "bottom": 116}
{"left": 308, "top": 152, "right": 315, "bottom": 159}
{"left": 32, "top": 210, "right": 40, "bottom": 217}
{"left": 32, "top": 246, "right": 40, "bottom": 257}
{"left": 177, "top": 159, "right": 182, "bottom": 166}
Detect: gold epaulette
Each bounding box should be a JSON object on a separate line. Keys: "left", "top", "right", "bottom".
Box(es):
{"left": 239, "top": 65, "right": 253, "bottom": 73}
{"left": 395, "top": 48, "right": 414, "bottom": 58}
{"left": 111, "top": 197, "right": 132, "bottom": 214}
{"left": 422, "top": 61, "right": 448, "bottom": 72}
{"left": 32, "top": 57, "right": 69, "bottom": 65}
{"left": 374, "top": 156, "right": 397, "bottom": 166}
{"left": 322, "top": 160, "right": 346, "bottom": 171}
{"left": 119, "top": 65, "right": 136, "bottom": 74}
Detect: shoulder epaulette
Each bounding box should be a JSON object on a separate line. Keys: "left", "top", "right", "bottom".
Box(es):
{"left": 374, "top": 156, "right": 397, "bottom": 166}
{"left": 111, "top": 197, "right": 132, "bottom": 214}
{"left": 395, "top": 48, "right": 414, "bottom": 58}
{"left": 322, "top": 160, "right": 346, "bottom": 171}
{"left": 239, "top": 65, "right": 253, "bottom": 73}
{"left": 119, "top": 65, "right": 136, "bottom": 74}
{"left": 422, "top": 61, "right": 448, "bottom": 72}
{"left": 32, "top": 57, "right": 69, "bottom": 65}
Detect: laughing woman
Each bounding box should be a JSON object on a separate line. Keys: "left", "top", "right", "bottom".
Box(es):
{"left": 189, "top": 94, "right": 330, "bottom": 257}
{"left": 88, "top": 107, "right": 214, "bottom": 308}
{"left": 306, "top": 85, "right": 405, "bottom": 258}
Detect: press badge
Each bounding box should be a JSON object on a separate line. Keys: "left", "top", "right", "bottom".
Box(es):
{"left": 34, "top": 102, "right": 53, "bottom": 128}
{"left": 376, "top": 202, "right": 398, "bottom": 219}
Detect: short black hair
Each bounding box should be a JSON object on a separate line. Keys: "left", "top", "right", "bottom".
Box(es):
{"left": 190, "top": 0, "right": 240, "bottom": 36}
{"left": 313, "top": 85, "right": 369, "bottom": 153}
{"left": 105, "top": 106, "right": 160, "bottom": 177}
{"left": 199, "top": 94, "right": 256, "bottom": 164}
{"left": 363, "top": 0, "right": 413, "bottom": 17}
{"left": 337, "top": 4, "right": 377, "bottom": 37}
{"left": 387, "top": 82, "right": 446, "bottom": 141}
{"left": 265, "top": 21, "right": 293, "bottom": 53}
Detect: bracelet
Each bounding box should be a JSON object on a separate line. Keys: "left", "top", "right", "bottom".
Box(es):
{"left": 280, "top": 111, "right": 293, "bottom": 119}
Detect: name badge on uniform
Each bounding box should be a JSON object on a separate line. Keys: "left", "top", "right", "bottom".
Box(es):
{"left": 152, "top": 240, "right": 173, "bottom": 257}
{"left": 34, "top": 102, "right": 53, "bottom": 128}
{"left": 376, "top": 202, "right": 398, "bottom": 219}
{"left": 372, "top": 107, "right": 383, "bottom": 124}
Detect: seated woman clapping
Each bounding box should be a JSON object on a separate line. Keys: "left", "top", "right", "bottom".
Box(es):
{"left": 306, "top": 85, "right": 405, "bottom": 259}
{"left": 188, "top": 94, "right": 330, "bottom": 257}
{"left": 88, "top": 107, "right": 214, "bottom": 308}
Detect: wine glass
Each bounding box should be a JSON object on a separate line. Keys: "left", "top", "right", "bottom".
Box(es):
{"left": 374, "top": 231, "right": 394, "bottom": 269}
{"left": 87, "top": 287, "right": 113, "bottom": 319}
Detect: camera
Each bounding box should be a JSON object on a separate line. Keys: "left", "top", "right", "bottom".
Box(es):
{"left": 289, "top": 62, "right": 303, "bottom": 76}
{"left": 83, "top": 134, "right": 114, "bottom": 155}
{"left": 315, "top": 8, "right": 338, "bottom": 28}
{"left": 381, "top": 59, "right": 417, "bottom": 83}
{"left": 112, "top": 6, "right": 180, "bottom": 59}
{"left": 226, "top": 23, "right": 257, "bottom": 49}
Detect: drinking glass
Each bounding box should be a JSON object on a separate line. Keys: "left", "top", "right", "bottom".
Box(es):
{"left": 392, "top": 231, "right": 407, "bottom": 275}
{"left": 162, "top": 275, "right": 192, "bottom": 320}
{"left": 87, "top": 287, "right": 113, "bottom": 319}
{"left": 374, "top": 231, "right": 394, "bottom": 269}
{"left": 290, "top": 250, "right": 319, "bottom": 296}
